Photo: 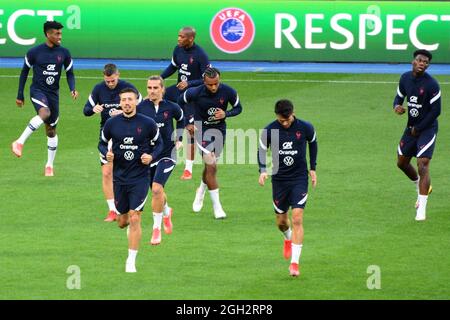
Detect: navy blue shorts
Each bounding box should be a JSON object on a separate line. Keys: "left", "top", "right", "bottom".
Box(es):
{"left": 149, "top": 158, "right": 176, "bottom": 187}
{"left": 114, "top": 179, "right": 150, "bottom": 214}
{"left": 398, "top": 127, "right": 437, "bottom": 159}
{"left": 30, "top": 89, "right": 59, "bottom": 127}
{"left": 272, "top": 179, "right": 309, "bottom": 213}
{"left": 195, "top": 127, "right": 226, "bottom": 158}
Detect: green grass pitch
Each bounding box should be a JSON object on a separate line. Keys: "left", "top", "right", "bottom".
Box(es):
{"left": 0, "top": 68, "right": 449, "bottom": 299}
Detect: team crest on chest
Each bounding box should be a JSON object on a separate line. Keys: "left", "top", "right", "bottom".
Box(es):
{"left": 57, "top": 55, "right": 62, "bottom": 63}
{"left": 137, "top": 127, "right": 142, "bottom": 135}
{"left": 163, "top": 111, "right": 169, "bottom": 119}
{"left": 295, "top": 131, "right": 301, "bottom": 140}
{"left": 189, "top": 56, "right": 194, "bottom": 64}
{"left": 219, "top": 98, "right": 224, "bottom": 105}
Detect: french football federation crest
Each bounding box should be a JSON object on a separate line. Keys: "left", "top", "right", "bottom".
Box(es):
{"left": 137, "top": 127, "right": 142, "bottom": 134}
{"left": 210, "top": 8, "right": 255, "bottom": 54}
{"left": 189, "top": 56, "right": 194, "bottom": 64}
{"left": 163, "top": 111, "right": 169, "bottom": 119}
{"left": 296, "top": 131, "right": 301, "bottom": 140}
{"left": 219, "top": 98, "right": 224, "bottom": 105}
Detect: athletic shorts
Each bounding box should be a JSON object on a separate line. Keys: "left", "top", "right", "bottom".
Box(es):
{"left": 149, "top": 158, "right": 176, "bottom": 187}
{"left": 195, "top": 127, "right": 226, "bottom": 158}
{"left": 30, "top": 89, "right": 59, "bottom": 127}
{"left": 114, "top": 179, "right": 150, "bottom": 214}
{"left": 272, "top": 179, "right": 309, "bottom": 213}
{"left": 398, "top": 127, "right": 437, "bottom": 159}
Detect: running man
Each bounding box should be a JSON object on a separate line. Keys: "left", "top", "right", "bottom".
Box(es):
{"left": 137, "top": 76, "right": 184, "bottom": 245}
{"left": 12, "top": 21, "right": 78, "bottom": 176}
{"left": 101, "top": 88, "right": 162, "bottom": 273}
{"left": 161, "top": 26, "right": 210, "bottom": 180}
{"left": 178, "top": 67, "right": 242, "bottom": 219}
{"left": 258, "top": 99, "right": 318, "bottom": 277}
{"left": 83, "top": 63, "right": 142, "bottom": 222}
{"left": 393, "top": 49, "right": 441, "bottom": 221}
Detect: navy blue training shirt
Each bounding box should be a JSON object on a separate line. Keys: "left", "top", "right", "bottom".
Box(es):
{"left": 178, "top": 83, "right": 242, "bottom": 130}
{"left": 137, "top": 99, "right": 184, "bottom": 160}
{"left": 258, "top": 118, "right": 318, "bottom": 181}
{"left": 83, "top": 79, "right": 142, "bottom": 128}
{"left": 101, "top": 113, "right": 163, "bottom": 185}
{"left": 17, "top": 43, "right": 75, "bottom": 100}
{"left": 393, "top": 71, "right": 441, "bottom": 132}
{"left": 160, "top": 43, "right": 210, "bottom": 88}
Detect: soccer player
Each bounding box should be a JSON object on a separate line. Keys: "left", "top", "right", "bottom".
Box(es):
{"left": 101, "top": 88, "right": 162, "bottom": 273}
{"left": 137, "top": 76, "right": 184, "bottom": 245}
{"left": 83, "top": 63, "right": 142, "bottom": 222}
{"left": 161, "top": 26, "right": 211, "bottom": 180}
{"left": 178, "top": 67, "right": 242, "bottom": 219}
{"left": 393, "top": 49, "right": 441, "bottom": 221}
{"left": 12, "top": 21, "right": 78, "bottom": 176}
{"left": 258, "top": 99, "right": 318, "bottom": 277}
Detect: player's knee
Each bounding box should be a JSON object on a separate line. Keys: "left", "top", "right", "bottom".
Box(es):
{"left": 204, "top": 154, "right": 217, "bottom": 166}
{"left": 292, "top": 214, "right": 303, "bottom": 226}
{"left": 129, "top": 212, "right": 141, "bottom": 225}
{"left": 103, "top": 166, "right": 113, "bottom": 179}
{"left": 38, "top": 108, "right": 50, "bottom": 120}
{"left": 152, "top": 184, "right": 164, "bottom": 198}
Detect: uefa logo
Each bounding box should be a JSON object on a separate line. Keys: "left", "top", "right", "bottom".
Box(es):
{"left": 210, "top": 8, "right": 255, "bottom": 54}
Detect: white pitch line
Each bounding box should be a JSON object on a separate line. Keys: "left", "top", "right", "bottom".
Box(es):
{"left": 0, "top": 74, "right": 448, "bottom": 85}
